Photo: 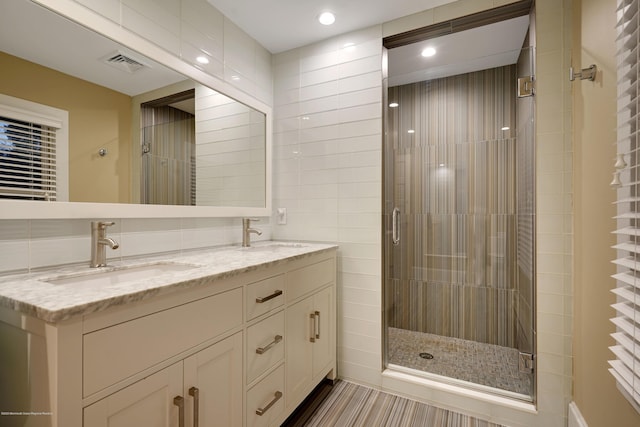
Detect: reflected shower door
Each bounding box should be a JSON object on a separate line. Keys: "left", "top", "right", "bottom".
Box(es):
{"left": 140, "top": 113, "right": 196, "bottom": 206}
{"left": 383, "top": 58, "right": 535, "bottom": 400}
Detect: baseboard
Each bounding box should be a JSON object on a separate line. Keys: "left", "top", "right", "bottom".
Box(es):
{"left": 569, "top": 402, "right": 588, "bottom": 427}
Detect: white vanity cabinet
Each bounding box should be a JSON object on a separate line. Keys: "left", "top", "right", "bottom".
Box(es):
{"left": 80, "top": 284, "right": 245, "bottom": 427}
{"left": 0, "top": 245, "right": 336, "bottom": 427}
{"left": 285, "top": 258, "right": 336, "bottom": 412}
{"left": 84, "top": 332, "right": 242, "bottom": 427}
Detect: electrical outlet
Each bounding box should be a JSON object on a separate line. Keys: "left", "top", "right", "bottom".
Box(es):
{"left": 277, "top": 208, "right": 287, "bottom": 225}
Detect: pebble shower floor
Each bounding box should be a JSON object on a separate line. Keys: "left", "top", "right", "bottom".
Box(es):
{"left": 387, "top": 327, "right": 531, "bottom": 396}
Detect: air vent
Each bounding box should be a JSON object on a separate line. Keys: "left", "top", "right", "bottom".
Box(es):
{"left": 101, "top": 51, "right": 147, "bottom": 73}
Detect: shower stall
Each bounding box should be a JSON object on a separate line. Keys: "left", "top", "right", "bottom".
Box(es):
{"left": 382, "top": 9, "right": 536, "bottom": 401}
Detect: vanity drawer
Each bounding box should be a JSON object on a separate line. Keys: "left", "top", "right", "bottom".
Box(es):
{"left": 246, "top": 274, "right": 284, "bottom": 321}
{"left": 286, "top": 258, "right": 334, "bottom": 303}
{"left": 83, "top": 287, "right": 242, "bottom": 397}
{"left": 246, "top": 364, "right": 285, "bottom": 427}
{"left": 247, "top": 311, "right": 284, "bottom": 384}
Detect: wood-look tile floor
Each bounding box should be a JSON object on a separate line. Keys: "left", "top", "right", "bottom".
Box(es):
{"left": 298, "top": 380, "right": 506, "bottom": 427}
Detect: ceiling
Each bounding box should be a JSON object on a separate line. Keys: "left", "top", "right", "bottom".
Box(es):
{"left": 207, "top": 0, "right": 530, "bottom": 85}
{"left": 206, "top": 0, "right": 458, "bottom": 54}
{"left": 1, "top": 0, "right": 530, "bottom": 98}
{"left": 388, "top": 15, "right": 530, "bottom": 86}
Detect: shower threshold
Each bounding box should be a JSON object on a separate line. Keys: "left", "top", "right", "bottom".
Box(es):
{"left": 387, "top": 328, "right": 532, "bottom": 401}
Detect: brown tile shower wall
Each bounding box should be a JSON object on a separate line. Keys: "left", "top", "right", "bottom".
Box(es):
{"left": 387, "top": 65, "right": 522, "bottom": 347}
{"left": 140, "top": 106, "right": 196, "bottom": 205}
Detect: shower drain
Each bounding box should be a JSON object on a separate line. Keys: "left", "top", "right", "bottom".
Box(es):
{"left": 419, "top": 352, "right": 434, "bottom": 359}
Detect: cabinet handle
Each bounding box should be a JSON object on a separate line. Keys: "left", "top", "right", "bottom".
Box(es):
{"left": 256, "top": 289, "right": 283, "bottom": 303}
{"left": 256, "top": 334, "right": 283, "bottom": 354}
{"left": 309, "top": 312, "right": 316, "bottom": 343}
{"left": 315, "top": 310, "right": 321, "bottom": 339}
{"left": 255, "top": 391, "right": 283, "bottom": 416}
{"left": 188, "top": 387, "right": 199, "bottom": 427}
{"left": 174, "top": 396, "right": 185, "bottom": 427}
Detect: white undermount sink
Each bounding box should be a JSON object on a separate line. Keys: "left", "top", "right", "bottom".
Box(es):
{"left": 240, "top": 243, "right": 309, "bottom": 252}
{"left": 45, "top": 263, "right": 200, "bottom": 287}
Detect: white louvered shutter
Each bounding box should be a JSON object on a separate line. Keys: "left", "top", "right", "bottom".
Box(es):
{"left": 0, "top": 116, "right": 58, "bottom": 200}
{"left": 611, "top": 0, "right": 640, "bottom": 413}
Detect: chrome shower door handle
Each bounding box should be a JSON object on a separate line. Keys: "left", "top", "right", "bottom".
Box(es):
{"left": 392, "top": 207, "right": 400, "bottom": 245}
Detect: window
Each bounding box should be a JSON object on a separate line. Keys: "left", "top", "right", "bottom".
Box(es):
{"left": 611, "top": 0, "right": 640, "bottom": 413}
{"left": 0, "top": 94, "right": 68, "bottom": 201}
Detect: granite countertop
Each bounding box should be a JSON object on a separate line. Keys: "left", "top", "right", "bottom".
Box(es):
{"left": 0, "top": 241, "right": 337, "bottom": 323}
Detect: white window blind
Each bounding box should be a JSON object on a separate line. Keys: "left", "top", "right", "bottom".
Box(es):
{"left": 612, "top": 0, "right": 640, "bottom": 413}
{"left": 0, "top": 115, "right": 58, "bottom": 200}
{"left": 0, "top": 93, "right": 68, "bottom": 202}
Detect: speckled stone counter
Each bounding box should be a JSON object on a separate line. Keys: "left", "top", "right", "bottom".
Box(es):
{"left": 0, "top": 241, "right": 337, "bottom": 323}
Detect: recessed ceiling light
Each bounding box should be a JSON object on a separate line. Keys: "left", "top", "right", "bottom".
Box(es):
{"left": 196, "top": 56, "right": 209, "bottom": 64}
{"left": 421, "top": 47, "right": 437, "bottom": 57}
{"left": 407, "top": 129, "right": 415, "bottom": 134}
{"left": 318, "top": 12, "right": 336, "bottom": 25}
{"left": 231, "top": 75, "right": 240, "bottom": 81}
{"left": 389, "top": 102, "right": 399, "bottom": 108}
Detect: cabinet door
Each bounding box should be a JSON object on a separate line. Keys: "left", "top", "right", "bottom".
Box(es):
{"left": 312, "top": 286, "right": 334, "bottom": 378}
{"left": 285, "top": 296, "right": 314, "bottom": 407}
{"left": 83, "top": 362, "right": 182, "bottom": 427}
{"left": 183, "top": 332, "right": 243, "bottom": 427}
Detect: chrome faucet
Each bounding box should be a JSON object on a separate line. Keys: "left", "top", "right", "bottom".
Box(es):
{"left": 242, "top": 218, "right": 262, "bottom": 247}
{"left": 90, "top": 221, "right": 119, "bottom": 267}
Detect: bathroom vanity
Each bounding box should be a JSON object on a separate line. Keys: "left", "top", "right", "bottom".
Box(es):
{"left": 0, "top": 242, "right": 337, "bottom": 427}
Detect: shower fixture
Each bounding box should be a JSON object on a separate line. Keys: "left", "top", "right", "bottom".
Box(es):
{"left": 569, "top": 64, "right": 597, "bottom": 82}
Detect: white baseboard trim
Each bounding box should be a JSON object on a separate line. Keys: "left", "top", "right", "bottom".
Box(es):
{"left": 569, "top": 402, "right": 588, "bottom": 427}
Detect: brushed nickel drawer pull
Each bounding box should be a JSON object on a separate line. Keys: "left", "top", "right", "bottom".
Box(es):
{"left": 188, "top": 387, "right": 199, "bottom": 427}
{"left": 309, "top": 312, "right": 316, "bottom": 343}
{"left": 315, "top": 310, "right": 321, "bottom": 339}
{"left": 173, "top": 396, "right": 185, "bottom": 427}
{"left": 256, "top": 391, "right": 283, "bottom": 416}
{"left": 255, "top": 289, "right": 283, "bottom": 303}
{"left": 256, "top": 335, "right": 283, "bottom": 354}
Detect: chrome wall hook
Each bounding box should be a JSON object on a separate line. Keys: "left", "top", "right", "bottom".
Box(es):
{"left": 570, "top": 64, "right": 597, "bottom": 82}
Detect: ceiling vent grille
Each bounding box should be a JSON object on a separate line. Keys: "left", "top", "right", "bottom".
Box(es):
{"left": 101, "top": 51, "right": 147, "bottom": 73}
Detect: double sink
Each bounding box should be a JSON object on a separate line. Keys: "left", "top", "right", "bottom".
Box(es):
{"left": 42, "top": 242, "right": 309, "bottom": 288}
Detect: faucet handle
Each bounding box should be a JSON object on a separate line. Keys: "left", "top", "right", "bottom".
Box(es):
{"left": 93, "top": 221, "right": 115, "bottom": 229}
{"left": 242, "top": 218, "right": 260, "bottom": 226}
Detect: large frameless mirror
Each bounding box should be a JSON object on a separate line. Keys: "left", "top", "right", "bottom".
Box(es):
{"left": 0, "top": 0, "right": 271, "bottom": 218}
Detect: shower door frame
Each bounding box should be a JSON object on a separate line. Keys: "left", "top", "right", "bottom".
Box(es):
{"left": 380, "top": 1, "right": 537, "bottom": 404}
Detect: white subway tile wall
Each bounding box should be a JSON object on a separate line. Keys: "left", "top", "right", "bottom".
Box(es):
{"left": 272, "top": 23, "right": 384, "bottom": 389}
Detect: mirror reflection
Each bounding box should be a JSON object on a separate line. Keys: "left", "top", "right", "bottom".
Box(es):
{"left": 0, "top": 0, "right": 266, "bottom": 208}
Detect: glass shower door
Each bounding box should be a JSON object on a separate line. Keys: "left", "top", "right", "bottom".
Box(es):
{"left": 383, "top": 52, "right": 535, "bottom": 401}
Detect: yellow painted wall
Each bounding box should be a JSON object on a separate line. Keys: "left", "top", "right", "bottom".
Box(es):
{"left": 573, "top": 0, "right": 640, "bottom": 425}
{"left": 0, "top": 51, "right": 132, "bottom": 203}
